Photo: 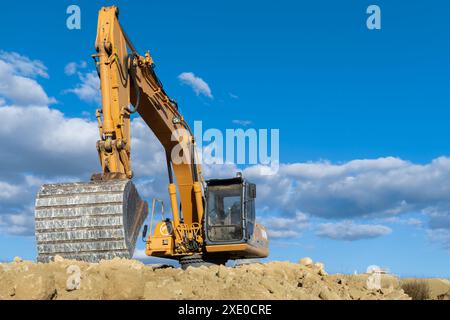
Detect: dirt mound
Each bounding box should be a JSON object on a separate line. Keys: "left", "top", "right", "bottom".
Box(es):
{"left": 0, "top": 256, "right": 411, "bottom": 300}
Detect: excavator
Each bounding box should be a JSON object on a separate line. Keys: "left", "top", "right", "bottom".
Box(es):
{"left": 34, "top": 6, "right": 268, "bottom": 268}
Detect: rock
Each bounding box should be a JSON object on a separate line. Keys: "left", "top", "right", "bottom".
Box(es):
{"left": 437, "top": 290, "right": 450, "bottom": 300}
{"left": 129, "top": 260, "right": 145, "bottom": 270}
{"left": 103, "top": 268, "right": 144, "bottom": 300}
{"left": 54, "top": 255, "right": 65, "bottom": 263}
{"left": 348, "top": 287, "right": 363, "bottom": 300}
{"left": 66, "top": 265, "right": 81, "bottom": 291}
{"left": 380, "top": 285, "right": 394, "bottom": 295}
{"left": 314, "top": 262, "right": 327, "bottom": 276}
{"left": 299, "top": 257, "right": 313, "bottom": 267}
{"left": 383, "top": 289, "right": 411, "bottom": 300}
{"left": 216, "top": 265, "right": 229, "bottom": 279}
{"left": 14, "top": 271, "right": 56, "bottom": 300}
{"left": 366, "top": 272, "right": 382, "bottom": 290}
{"left": 0, "top": 273, "right": 15, "bottom": 299}
{"left": 319, "top": 288, "right": 341, "bottom": 300}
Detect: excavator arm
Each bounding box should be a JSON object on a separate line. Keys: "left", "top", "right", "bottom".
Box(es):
{"left": 93, "top": 6, "right": 205, "bottom": 256}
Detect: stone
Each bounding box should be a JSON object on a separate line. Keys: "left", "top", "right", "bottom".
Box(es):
{"left": 299, "top": 257, "right": 313, "bottom": 267}
{"left": 66, "top": 265, "right": 81, "bottom": 291}
{"left": 366, "top": 272, "right": 382, "bottom": 290}
{"left": 314, "top": 262, "right": 327, "bottom": 276}
{"left": 14, "top": 271, "right": 56, "bottom": 300}
{"left": 54, "top": 255, "right": 65, "bottom": 263}
{"left": 319, "top": 288, "right": 341, "bottom": 300}
{"left": 103, "top": 268, "right": 144, "bottom": 300}
{"left": 348, "top": 287, "right": 364, "bottom": 300}
{"left": 216, "top": 265, "right": 229, "bottom": 279}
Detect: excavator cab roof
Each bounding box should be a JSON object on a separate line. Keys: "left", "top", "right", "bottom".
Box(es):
{"left": 206, "top": 177, "right": 244, "bottom": 187}
{"left": 204, "top": 177, "right": 256, "bottom": 246}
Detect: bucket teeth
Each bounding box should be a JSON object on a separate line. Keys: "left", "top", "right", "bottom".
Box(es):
{"left": 34, "top": 179, "right": 148, "bottom": 263}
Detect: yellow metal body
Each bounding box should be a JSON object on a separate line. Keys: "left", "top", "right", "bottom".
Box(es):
{"left": 206, "top": 223, "right": 269, "bottom": 258}
{"left": 94, "top": 6, "right": 268, "bottom": 261}
{"left": 94, "top": 7, "right": 132, "bottom": 178}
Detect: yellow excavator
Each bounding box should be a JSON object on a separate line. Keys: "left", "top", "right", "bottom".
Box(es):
{"left": 34, "top": 6, "right": 268, "bottom": 268}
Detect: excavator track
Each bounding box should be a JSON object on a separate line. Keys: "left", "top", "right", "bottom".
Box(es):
{"left": 35, "top": 179, "right": 148, "bottom": 263}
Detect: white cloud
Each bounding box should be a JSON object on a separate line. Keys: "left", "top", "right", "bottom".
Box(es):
{"left": 244, "top": 157, "right": 450, "bottom": 220}
{"left": 243, "top": 157, "right": 450, "bottom": 247}
{"left": 260, "top": 212, "right": 309, "bottom": 239}
{"left": 0, "top": 212, "right": 35, "bottom": 236}
{"left": 268, "top": 230, "right": 301, "bottom": 239}
{"left": 380, "top": 216, "right": 423, "bottom": 227}
{"left": 406, "top": 218, "right": 424, "bottom": 227}
{"left": 178, "top": 72, "right": 213, "bottom": 98}
{"left": 64, "top": 61, "right": 87, "bottom": 76}
{"left": 0, "top": 181, "right": 22, "bottom": 201}
{"left": 427, "top": 229, "right": 450, "bottom": 249}
{"left": 0, "top": 52, "right": 54, "bottom": 106}
{"left": 0, "top": 105, "right": 98, "bottom": 177}
{"left": 0, "top": 51, "right": 48, "bottom": 78}
{"left": 316, "top": 221, "right": 392, "bottom": 241}
{"left": 64, "top": 62, "right": 77, "bottom": 76}
{"left": 425, "top": 209, "right": 450, "bottom": 229}
{"left": 229, "top": 92, "right": 239, "bottom": 99}
{"left": 232, "top": 120, "right": 252, "bottom": 126}
{"left": 65, "top": 70, "right": 101, "bottom": 104}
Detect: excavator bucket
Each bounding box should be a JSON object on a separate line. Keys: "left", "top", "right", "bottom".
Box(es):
{"left": 34, "top": 179, "right": 148, "bottom": 263}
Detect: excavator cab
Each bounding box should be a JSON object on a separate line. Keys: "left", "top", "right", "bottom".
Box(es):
{"left": 203, "top": 176, "right": 268, "bottom": 260}
{"left": 205, "top": 177, "right": 255, "bottom": 243}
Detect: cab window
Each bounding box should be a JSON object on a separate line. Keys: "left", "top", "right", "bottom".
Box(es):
{"left": 206, "top": 184, "right": 243, "bottom": 242}
{"left": 245, "top": 184, "right": 256, "bottom": 239}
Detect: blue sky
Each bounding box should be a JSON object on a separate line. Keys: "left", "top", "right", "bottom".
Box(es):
{"left": 0, "top": 1, "right": 449, "bottom": 278}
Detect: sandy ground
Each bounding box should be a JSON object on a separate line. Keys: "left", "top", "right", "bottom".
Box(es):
{"left": 0, "top": 256, "right": 448, "bottom": 300}
{"left": 401, "top": 277, "right": 450, "bottom": 300}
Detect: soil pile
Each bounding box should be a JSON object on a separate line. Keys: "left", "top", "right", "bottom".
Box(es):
{"left": 0, "top": 256, "right": 413, "bottom": 300}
